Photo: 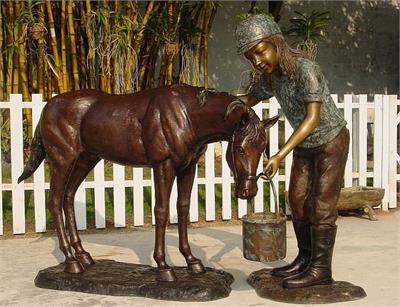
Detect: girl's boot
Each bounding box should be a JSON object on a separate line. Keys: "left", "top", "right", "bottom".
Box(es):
{"left": 282, "top": 225, "right": 337, "bottom": 288}
{"left": 271, "top": 220, "right": 311, "bottom": 278}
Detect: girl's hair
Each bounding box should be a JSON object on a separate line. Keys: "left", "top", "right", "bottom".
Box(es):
{"left": 264, "top": 34, "right": 304, "bottom": 79}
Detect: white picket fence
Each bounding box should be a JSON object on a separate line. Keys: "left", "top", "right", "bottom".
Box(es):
{"left": 0, "top": 94, "right": 399, "bottom": 235}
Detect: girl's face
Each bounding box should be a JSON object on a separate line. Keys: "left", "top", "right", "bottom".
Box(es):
{"left": 244, "top": 41, "right": 279, "bottom": 75}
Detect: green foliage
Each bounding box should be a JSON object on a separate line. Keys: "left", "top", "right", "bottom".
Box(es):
{"left": 237, "top": 6, "right": 271, "bottom": 21}
{"left": 284, "top": 10, "right": 331, "bottom": 43}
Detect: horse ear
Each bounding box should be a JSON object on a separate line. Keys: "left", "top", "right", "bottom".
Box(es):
{"left": 262, "top": 115, "right": 280, "bottom": 129}
{"left": 224, "top": 100, "right": 250, "bottom": 122}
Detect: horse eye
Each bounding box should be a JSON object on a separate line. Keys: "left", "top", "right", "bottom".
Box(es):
{"left": 236, "top": 147, "right": 245, "bottom": 155}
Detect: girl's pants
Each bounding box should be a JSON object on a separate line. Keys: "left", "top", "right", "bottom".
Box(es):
{"left": 288, "top": 127, "right": 350, "bottom": 226}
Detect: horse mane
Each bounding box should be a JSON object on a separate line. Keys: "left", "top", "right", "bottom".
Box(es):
{"left": 238, "top": 109, "right": 267, "bottom": 145}
{"left": 196, "top": 88, "right": 232, "bottom": 107}
{"left": 195, "top": 86, "right": 266, "bottom": 144}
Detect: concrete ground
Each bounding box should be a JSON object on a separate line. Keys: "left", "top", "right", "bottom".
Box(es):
{"left": 0, "top": 210, "right": 399, "bottom": 307}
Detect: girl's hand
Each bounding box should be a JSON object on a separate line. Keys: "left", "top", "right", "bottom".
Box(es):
{"left": 264, "top": 154, "right": 281, "bottom": 178}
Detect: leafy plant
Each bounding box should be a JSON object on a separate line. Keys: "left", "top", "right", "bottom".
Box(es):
{"left": 237, "top": 6, "right": 270, "bottom": 22}
{"left": 284, "top": 10, "right": 331, "bottom": 59}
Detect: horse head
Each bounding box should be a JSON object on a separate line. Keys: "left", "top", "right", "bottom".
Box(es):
{"left": 224, "top": 100, "right": 279, "bottom": 199}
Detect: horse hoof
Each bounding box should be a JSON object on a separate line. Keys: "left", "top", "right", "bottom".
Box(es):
{"left": 188, "top": 261, "right": 206, "bottom": 274}
{"left": 75, "top": 252, "right": 95, "bottom": 267}
{"left": 64, "top": 260, "right": 85, "bottom": 274}
{"left": 157, "top": 268, "right": 177, "bottom": 282}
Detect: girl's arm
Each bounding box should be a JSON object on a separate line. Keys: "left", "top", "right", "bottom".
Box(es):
{"left": 265, "top": 101, "right": 321, "bottom": 177}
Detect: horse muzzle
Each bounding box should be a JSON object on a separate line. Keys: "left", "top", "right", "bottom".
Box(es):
{"left": 235, "top": 175, "right": 259, "bottom": 199}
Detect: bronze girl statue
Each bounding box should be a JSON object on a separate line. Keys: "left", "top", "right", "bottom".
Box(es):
{"left": 235, "top": 14, "right": 349, "bottom": 289}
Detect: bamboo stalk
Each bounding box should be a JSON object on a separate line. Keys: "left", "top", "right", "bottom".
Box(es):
{"left": 0, "top": 3, "right": 4, "bottom": 100}
{"left": 125, "top": 0, "right": 137, "bottom": 92}
{"left": 37, "top": 2, "right": 45, "bottom": 95}
{"left": 166, "top": 2, "right": 175, "bottom": 85}
{"left": 202, "top": 2, "right": 217, "bottom": 89}
{"left": 12, "top": 2, "right": 19, "bottom": 94}
{"left": 17, "top": 1, "right": 32, "bottom": 142}
{"left": 202, "top": 19, "right": 209, "bottom": 87}
{"left": 67, "top": 0, "right": 79, "bottom": 90}
{"left": 5, "top": 2, "right": 13, "bottom": 98}
{"left": 46, "top": 0, "right": 64, "bottom": 93}
{"left": 132, "top": 0, "right": 154, "bottom": 51}
{"left": 78, "top": 1, "right": 87, "bottom": 89}
{"left": 193, "top": 4, "right": 205, "bottom": 86}
{"left": 85, "top": 0, "right": 95, "bottom": 89}
{"left": 61, "top": 0, "right": 69, "bottom": 91}
{"left": 17, "top": 0, "right": 30, "bottom": 100}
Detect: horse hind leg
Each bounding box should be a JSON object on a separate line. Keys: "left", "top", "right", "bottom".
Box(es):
{"left": 63, "top": 153, "right": 100, "bottom": 267}
{"left": 49, "top": 162, "right": 84, "bottom": 274}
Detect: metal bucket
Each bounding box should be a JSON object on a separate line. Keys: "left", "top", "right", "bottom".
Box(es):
{"left": 242, "top": 178, "right": 287, "bottom": 263}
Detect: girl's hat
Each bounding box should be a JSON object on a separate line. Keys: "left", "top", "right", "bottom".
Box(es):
{"left": 235, "top": 14, "right": 282, "bottom": 54}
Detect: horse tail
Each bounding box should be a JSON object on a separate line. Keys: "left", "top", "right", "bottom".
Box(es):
{"left": 18, "top": 123, "right": 46, "bottom": 183}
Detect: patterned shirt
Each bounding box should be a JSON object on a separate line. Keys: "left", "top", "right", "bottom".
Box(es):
{"left": 248, "top": 57, "right": 347, "bottom": 148}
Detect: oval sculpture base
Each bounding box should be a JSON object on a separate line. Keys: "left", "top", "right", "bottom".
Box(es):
{"left": 247, "top": 269, "right": 366, "bottom": 304}
{"left": 35, "top": 259, "right": 234, "bottom": 302}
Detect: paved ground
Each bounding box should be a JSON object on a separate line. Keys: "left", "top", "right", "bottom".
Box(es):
{"left": 0, "top": 210, "right": 399, "bottom": 307}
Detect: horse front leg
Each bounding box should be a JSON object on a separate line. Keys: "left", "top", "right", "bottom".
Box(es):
{"left": 177, "top": 163, "right": 206, "bottom": 274}
{"left": 153, "top": 159, "right": 177, "bottom": 282}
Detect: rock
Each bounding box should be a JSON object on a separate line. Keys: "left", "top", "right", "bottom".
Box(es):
{"left": 35, "top": 259, "right": 234, "bottom": 302}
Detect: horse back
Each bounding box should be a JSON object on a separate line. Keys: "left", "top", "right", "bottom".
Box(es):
{"left": 80, "top": 85, "right": 199, "bottom": 167}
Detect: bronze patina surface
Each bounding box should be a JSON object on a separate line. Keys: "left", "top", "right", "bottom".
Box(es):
{"left": 242, "top": 213, "right": 286, "bottom": 263}
{"left": 35, "top": 260, "right": 234, "bottom": 302}
{"left": 19, "top": 84, "right": 279, "bottom": 284}
{"left": 248, "top": 268, "right": 367, "bottom": 304}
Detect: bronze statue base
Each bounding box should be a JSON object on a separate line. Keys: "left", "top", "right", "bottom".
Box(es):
{"left": 35, "top": 259, "right": 234, "bottom": 302}
{"left": 247, "top": 269, "right": 366, "bottom": 304}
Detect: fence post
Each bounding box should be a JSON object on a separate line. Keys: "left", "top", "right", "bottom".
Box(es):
{"left": 358, "top": 95, "right": 368, "bottom": 186}
{"left": 94, "top": 160, "right": 106, "bottom": 228}
{"left": 381, "top": 95, "right": 390, "bottom": 210}
{"left": 75, "top": 182, "right": 87, "bottom": 230}
{"left": 344, "top": 94, "right": 353, "bottom": 187}
{"left": 113, "top": 163, "right": 126, "bottom": 227}
{"left": 269, "top": 98, "right": 279, "bottom": 213}
{"left": 221, "top": 141, "right": 232, "bottom": 220}
{"left": 373, "top": 95, "right": 383, "bottom": 190}
{"left": 0, "top": 101, "right": 3, "bottom": 235}
{"left": 205, "top": 143, "right": 216, "bottom": 221}
{"left": 32, "top": 94, "right": 46, "bottom": 232}
{"left": 253, "top": 102, "right": 264, "bottom": 213}
{"left": 133, "top": 167, "right": 144, "bottom": 226}
{"left": 10, "top": 94, "right": 25, "bottom": 234}
{"left": 190, "top": 165, "right": 199, "bottom": 222}
{"left": 169, "top": 177, "right": 178, "bottom": 224}
{"left": 284, "top": 119, "right": 293, "bottom": 214}
{"left": 388, "top": 95, "right": 398, "bottom": 208}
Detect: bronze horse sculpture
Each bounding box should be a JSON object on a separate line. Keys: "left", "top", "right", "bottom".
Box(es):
{"left": 19, "top": 84, "right": 278, "bottom": 282}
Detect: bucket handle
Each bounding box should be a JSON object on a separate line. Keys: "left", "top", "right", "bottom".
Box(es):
{"left": 256, "top": 172, "right": 279, "bottom": 218}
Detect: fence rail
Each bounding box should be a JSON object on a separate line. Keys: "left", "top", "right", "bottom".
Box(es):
{"left": 1, "top": 94, "right": 399, "bottom": 235}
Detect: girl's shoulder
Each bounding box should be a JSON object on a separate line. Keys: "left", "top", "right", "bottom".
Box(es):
{"left": 296, "top": 57, "right": 320, "bottom": 71}
{"left": 294, "top": 57, "right": 323, "bottom": 81}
